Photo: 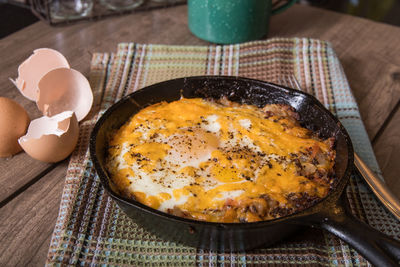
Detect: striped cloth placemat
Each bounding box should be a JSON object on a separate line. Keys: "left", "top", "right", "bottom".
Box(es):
{"left": 46, "top": 38, "right": 400, "bottom": 266}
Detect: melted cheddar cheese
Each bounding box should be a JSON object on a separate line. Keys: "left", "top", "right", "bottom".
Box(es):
{"left": 107, "top": 98, "right": 336, "bottom": 222}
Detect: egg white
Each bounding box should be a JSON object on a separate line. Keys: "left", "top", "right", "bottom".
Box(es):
{"left": 108, "top": 111, "right": 276, "bottom": 211}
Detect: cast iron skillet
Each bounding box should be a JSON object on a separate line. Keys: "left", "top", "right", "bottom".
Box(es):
{"left": 90, "top": 76, "right": 400, "bottom": 266}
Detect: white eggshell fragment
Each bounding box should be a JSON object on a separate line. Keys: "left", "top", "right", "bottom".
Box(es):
{"left": 10, "top": 48, "right": 70, "bottom": 101}
{"left": 18, "top": 111, "right": 79, "bottom": 163}
{"left": 37, "top": 68, "right": 93, "bottom": 122}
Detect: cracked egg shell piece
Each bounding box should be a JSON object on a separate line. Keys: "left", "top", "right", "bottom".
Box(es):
{"left": 37, "top": 68, "right": 93, "bottom": 122}
{"left": 18, "top": 111, "right": 79, "bottom": 163}
{"left": 10, "top": 48, "right": 70, "bottom": 101}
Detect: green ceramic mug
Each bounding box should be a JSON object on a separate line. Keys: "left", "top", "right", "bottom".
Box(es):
{"left": 188, "top": 0, "right": 297, "bottom": 44}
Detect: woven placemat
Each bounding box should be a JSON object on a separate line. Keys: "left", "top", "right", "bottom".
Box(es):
{"left": 46, "top": 38, "right": 400, "bottom": 266}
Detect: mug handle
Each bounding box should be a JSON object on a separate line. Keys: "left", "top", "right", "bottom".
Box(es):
{"left": 271, "top": 0, "right": 297, "bottom": 15}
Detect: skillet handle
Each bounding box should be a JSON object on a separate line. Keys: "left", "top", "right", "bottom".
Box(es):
{"left": 304, "top": 195, "right": 400, "bottom": 266}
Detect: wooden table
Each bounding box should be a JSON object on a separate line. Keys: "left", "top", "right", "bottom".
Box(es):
{"left": 1, "top": 4, "right": 399, "bottom": 266}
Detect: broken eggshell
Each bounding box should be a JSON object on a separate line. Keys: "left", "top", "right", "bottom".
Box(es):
{"left": 37, "top": 68, "right": 93, "bottom": 122}
{"left": 11, "top": 48, "right": 70, "bottom": 101}
{"left": 18, "top": 111, "right": 79, "bottom": 163}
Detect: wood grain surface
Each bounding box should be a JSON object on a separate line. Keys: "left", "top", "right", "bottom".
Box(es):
{"left": 0, "top": 3, "right": 399, "bottom": 266}
{"left": 374, "top": 106, "right": 400, "bottom": 197}
{"left": 0, "top": 161, "right": 67, "bottom": 266}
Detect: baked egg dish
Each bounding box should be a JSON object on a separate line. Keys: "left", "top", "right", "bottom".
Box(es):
{"left": 106, "top": 97, "right": 336, "bottom": 223}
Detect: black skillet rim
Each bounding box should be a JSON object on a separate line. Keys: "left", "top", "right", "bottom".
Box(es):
{"left": 89, "top": 75, "right": 354, "bottom": 228}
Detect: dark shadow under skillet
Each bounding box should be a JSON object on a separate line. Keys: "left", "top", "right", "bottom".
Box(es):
{"left": 90, "top": 76, "right": 400, "bottom": 266}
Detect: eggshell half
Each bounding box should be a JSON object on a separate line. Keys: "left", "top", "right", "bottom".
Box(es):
{"left": 0, "top": 97, "right": 30, "bottom": 157}
{"left": 18, "top": 111, "right": 79, "bottom": 163}
{"left": 10, "top": 48, "right": 70, "bottom": 101}
{"left": 36, "top": 68, "right": 93, "bottom": 122}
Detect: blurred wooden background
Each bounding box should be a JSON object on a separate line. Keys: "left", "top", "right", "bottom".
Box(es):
{"left": 2, "top": 0, "right": 400, "bottom": 38}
